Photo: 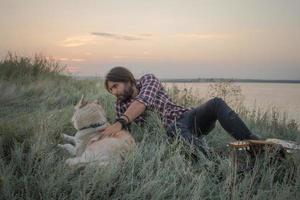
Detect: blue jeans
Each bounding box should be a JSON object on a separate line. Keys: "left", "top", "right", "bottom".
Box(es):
{"left": 167, "top": 97, "right": 259, "bottom": 157}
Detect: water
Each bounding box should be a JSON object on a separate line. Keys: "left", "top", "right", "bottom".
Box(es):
{"left": 164, "top": 82, "right": 300, "bottom": 123}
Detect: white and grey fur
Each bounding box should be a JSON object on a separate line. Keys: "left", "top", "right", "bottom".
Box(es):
{"left": 58, "top": 95, "right": 135, "bottom": 166}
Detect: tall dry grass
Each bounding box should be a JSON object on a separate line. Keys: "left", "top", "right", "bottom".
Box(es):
{"left": 0, "top": 54, "right": 299, "bottom": 199}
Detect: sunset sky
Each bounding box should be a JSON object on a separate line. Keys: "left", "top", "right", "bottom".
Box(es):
{"left": 1, "top": 0, "right": 299, "bottom": 79}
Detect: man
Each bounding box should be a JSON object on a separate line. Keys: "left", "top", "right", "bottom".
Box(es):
{"left": 102, "top": 66, "right": 260, "bottom": 157}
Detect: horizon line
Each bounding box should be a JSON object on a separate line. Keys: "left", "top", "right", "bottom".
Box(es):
{"left": 72, "top": 75, "right": 300, "bottom": 83}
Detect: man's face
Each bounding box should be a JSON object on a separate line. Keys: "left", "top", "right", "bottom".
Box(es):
{"left": 107, "top": 81, "right": 134, "bottom": 102}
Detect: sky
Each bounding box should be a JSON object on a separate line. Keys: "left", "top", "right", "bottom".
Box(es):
{"left": 1, "top": 0, "right": 300, "bottom": 79}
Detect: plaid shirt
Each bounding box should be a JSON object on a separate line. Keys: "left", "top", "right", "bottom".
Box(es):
{"left": 115, "top": 74, "right": 189, "bottom": 129}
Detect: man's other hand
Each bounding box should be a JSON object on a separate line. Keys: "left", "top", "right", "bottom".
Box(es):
{"left": 100, "top": 122, "right": 122, "bottom": 138}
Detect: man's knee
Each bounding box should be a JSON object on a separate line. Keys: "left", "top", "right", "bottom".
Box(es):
{"left": 208, "top": 97, "right": 225, "bottom": 108}
{"left": 212, "top": 97, "right": 224, "bottom": 103}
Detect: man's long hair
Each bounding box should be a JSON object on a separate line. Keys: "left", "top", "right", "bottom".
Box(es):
{"left": 105, "top": 66, "right": 136, "bottom": 91}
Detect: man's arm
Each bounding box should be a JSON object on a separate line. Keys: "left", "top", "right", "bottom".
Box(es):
{"left": 123, "top": 100, "right": 146, "bottom": 122}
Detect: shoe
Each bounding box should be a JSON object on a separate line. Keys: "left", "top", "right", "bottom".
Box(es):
{"left": 248, "top": 133, "right": 262, "bottom": 140}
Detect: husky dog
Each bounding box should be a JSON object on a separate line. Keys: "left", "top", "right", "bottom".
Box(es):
{"left": 58, "top": 95, "right": 135, "bottom": 166}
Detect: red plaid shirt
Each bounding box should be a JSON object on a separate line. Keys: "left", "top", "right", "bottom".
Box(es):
{"left": 115, "top": 74, "right": 189, "bottom": 128}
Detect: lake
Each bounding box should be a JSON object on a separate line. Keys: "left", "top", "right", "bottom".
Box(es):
{"left": 164, "top": 82, "right": 300, "bottom": 124}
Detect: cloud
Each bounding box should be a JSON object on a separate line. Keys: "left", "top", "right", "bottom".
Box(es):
{"left": 113, "top": 54, "right": 153, "bottom": 60}
{"left": 139, "top": 33, "right": 152, "bottom": 37}
{"left": 46, "top": 56, "right": 85, "bottom": 62}
{"left": 71, "top": 58, "right": 85, "bottom": 62}
{"left": 58, "top": 57, "right": 69, "bottom": 61}
{"left": 58, "top": 35, "right": 95, "bottom": 47}
{"left": 179, "top": 33, "right": 232, "bottom": 39}
{"left": 65, "top": 66, "right": 80, "bottom": 73}
{"left": 113, "top": 55, "right": 128, "bottom": 59}
{"left": 91, "top": 32, "right": 143, "bottom": 41}
{"left": 179, "top": 30, "right": 265, "bottom": 39}
{"left": 58, "top": 32, "right": 150, "bottom": 47}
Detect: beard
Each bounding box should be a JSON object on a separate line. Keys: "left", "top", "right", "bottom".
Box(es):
{"left": 118, "top": 84, "right": 134, "bottom": 102}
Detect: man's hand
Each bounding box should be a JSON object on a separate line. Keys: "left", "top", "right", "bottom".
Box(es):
{"left": 100, "top": 122, "right": 122, "bottom": 138}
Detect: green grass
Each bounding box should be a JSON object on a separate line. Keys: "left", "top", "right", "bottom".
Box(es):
{"left": 0, "top": 54, "right": 299, "bottom": 199}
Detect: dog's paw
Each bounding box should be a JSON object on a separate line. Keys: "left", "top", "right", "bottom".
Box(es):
{"left": 65, "top": 158, "right": 77, "bottom": 166}
{"left": 63, "top": 134, "right": 69, "bottom": 139}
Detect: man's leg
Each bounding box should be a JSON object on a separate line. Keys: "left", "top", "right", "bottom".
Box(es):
{"left": 192, "top": 97, "right": 260, "bottom": 140}
{"left": 167, "top": 113, "right": 211, "bottom": 158}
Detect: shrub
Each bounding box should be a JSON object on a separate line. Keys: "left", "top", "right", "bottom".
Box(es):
{"left": 0, "top": 52, "right": 66, "bottom": 83}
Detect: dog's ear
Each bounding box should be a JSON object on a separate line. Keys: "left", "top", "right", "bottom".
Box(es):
{"left": 75, "top": 95, "right": 88, "bottom": 109}
{"left": 78, "top": 95, "right": 85, "bottom": 105}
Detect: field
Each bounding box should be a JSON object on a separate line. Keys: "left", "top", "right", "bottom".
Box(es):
{"left": 0, "top": 54, "right": 299, "bottom": 200}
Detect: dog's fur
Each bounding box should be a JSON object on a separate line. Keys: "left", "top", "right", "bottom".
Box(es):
{"left": 58, "top": 96, "right": 135, "bottom": 166}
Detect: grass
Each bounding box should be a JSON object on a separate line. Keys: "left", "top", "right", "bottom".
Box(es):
{"left": 0, "top": 54, "right": 299, "bottom": 199}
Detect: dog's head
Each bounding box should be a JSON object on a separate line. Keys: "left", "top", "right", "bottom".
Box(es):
{"left": 71, "top": 95, "right": 107, "bottom": 130}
